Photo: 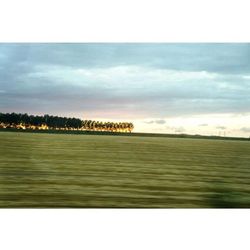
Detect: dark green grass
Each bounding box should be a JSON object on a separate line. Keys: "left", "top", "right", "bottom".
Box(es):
{"left": 1, "top": 131, "right": 250, "bottom": 208}
{"left": 1, "top": 127, "right": 249, "bottom": 141}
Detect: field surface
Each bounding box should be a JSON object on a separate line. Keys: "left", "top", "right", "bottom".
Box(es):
{"left": 1, "top": 131, "right": 250, "bottom": 208}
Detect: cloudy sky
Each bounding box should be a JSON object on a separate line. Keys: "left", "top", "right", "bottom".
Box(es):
{"left": 0, "top": 43, "right": 250, "bottom": 137}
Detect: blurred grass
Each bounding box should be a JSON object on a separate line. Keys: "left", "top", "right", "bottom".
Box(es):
{"left": 0, "top": 131, "right": 250, "bottom": 208}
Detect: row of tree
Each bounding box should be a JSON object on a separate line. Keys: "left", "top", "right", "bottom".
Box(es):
{"left": 82, "top": 120, "right": 134, "bottom": 132}
{"left": 0, "top": 113, "right": 82, "bottom": 129}
{"left": 0, "top": 112, "right": 134, "bottom": 132}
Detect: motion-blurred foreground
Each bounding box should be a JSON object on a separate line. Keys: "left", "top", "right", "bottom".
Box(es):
{"left": 0, "top": 132, "right": 250, "bottom": 208}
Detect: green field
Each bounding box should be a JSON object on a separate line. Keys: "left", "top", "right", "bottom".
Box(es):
{"left": 1, "top": 131, "right": 250, "bottom": 208}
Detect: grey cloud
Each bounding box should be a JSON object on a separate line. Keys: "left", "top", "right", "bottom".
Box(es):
{"left": 0, "top": 43, "right": 250, "bottom": 119}
{"left": 145, "top": 119, "right": 166, "bottom": 124}
{"left": 216, "top": 126, "right": 227, "bottom": 130}
{"left": 155, "top": 119, "right": 166, "bottom": 124}
{"left": 199, "top": 123, "right": 208, "bottom": 126}
{"left": 0, "top": 43, "right": 249, "bottom": 73}
{"left": 174, "top": 127, "right": 186, "bottom": 133}
{"left": 240, "top": 127, "right": 250, "bottom": 133}
{"left": 166, "top": 126, "right": 186, "bottom": 133}
{"left": 1, "top": 79, "right": 250, "bottom": 119}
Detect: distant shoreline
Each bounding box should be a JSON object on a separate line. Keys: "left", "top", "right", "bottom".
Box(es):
{"left": 0, "top": 128, "right": 249, "bottom": 142}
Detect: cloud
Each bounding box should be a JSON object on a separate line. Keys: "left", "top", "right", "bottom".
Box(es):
{"left": 199, "top": 123, "right": 208, "bottom": 126}
{"left": 1, "top": 43, "right": 249, "bottom": 73}
{"left": 240, "top": 127, "right": 250, "bottom": 133}
{"left": 165, "top": 125, "right": 186, "bottom": 133}
{"left": 155, "top": 119, "right": 166, "bottom": 124}
{"left": 216, "top": 126, "right": 227, "bottom": 130}
{"left": 1, "top": 64, "right": 250, "bottom": 118}
{"left": 145, "top": 119, "right": 166, "bottom": 124}
{"left": 173, "top": 127, "right": 186, "bottom": 133}
{"left": 0, "top": 43, "right": 250, "bottom": 120}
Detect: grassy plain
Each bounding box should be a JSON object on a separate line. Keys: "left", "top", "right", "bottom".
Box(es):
{"left": 0, "top": 131, "right": 250, "bottom": 208}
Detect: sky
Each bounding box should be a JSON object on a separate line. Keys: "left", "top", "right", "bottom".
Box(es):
{"left": 0, "top": 43, "right": 250, "bottom": 137}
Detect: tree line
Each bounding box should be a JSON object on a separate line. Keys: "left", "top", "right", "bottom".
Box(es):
{"left": 82, "top": 120, "right": 134, "bottom": 132}
{"left": 0, "top": 112, "right": 134, "bottom": 132}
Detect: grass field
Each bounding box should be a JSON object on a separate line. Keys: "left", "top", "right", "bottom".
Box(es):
{"left": 1, "top": 131, "right": 250, "bottom": 208}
